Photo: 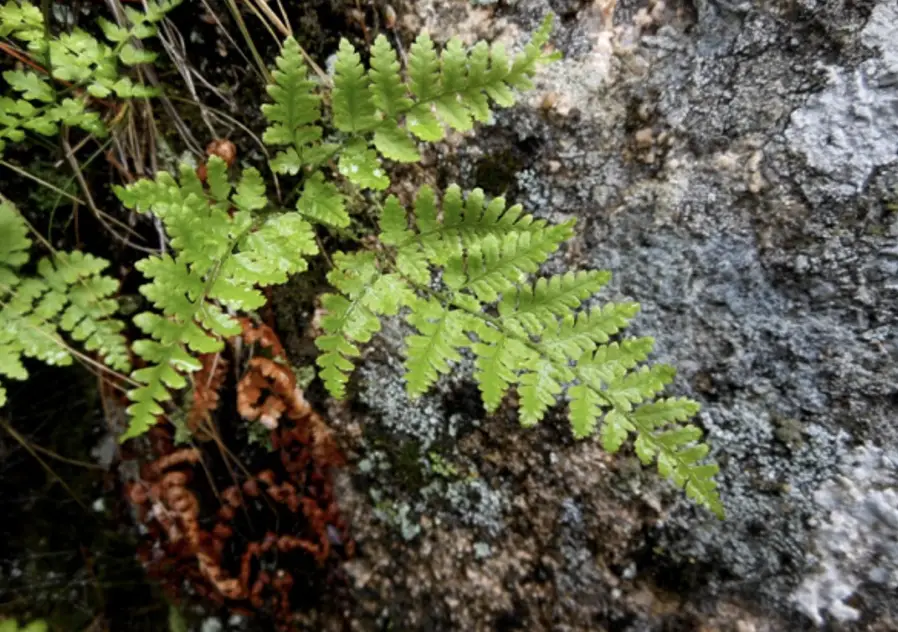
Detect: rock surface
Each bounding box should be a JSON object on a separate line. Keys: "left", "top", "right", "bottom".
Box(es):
{"left": 302, "top": 0, "right": 898, "bottom": 630}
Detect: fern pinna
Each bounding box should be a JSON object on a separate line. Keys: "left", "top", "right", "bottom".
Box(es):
{"left": 318, "top": 186, "right": 723, "bottom": 517}
{"left": 113, "top": 159, "right": 317, "bottom": 440}
{"left": 0, "top": 198, "right": 129, "bottom": 407}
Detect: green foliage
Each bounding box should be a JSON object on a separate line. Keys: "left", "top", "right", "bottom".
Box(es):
{"left": 28, "top": 9, "right": 718, "bottom": 516}
{"left": 113, "top": 157, "right": 317, "bottom": 439}
{"left": 316, "top": 186, "right": 723, "bottom": 517}
{"left": 0, "top": 198, "right": 129, "bottom": 408}
{"left": 0, "top": 0, "right": 179, "bottom": 153}
{"left": 261, "top": 14, "right": 559, "bottom": 227}
{"left": 0, "top": 619, "right": 47, "bottom": 632}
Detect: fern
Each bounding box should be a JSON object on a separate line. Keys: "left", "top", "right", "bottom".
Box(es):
{"left": 0, "top": 198, "right": 129, "bottom": 408}
{"left": 0, "top": 0, "right": 178, "bottom": 154}
{"left": 95, "top": 12, "right": 721, "bottom": 516}
{"left": 316, "top": 186, "right": 723, "bottom": 517}
{"left": 260, "top": 14, "right": 559, "bottom": 230}
{"left": 113, "top": 157, "right": 317, "bottom": 439}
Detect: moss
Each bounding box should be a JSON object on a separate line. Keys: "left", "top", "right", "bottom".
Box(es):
{"left": 772, "top": 416, "right": 805, "bottom": 450}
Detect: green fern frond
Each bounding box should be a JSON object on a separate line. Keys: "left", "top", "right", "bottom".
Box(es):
{"left": 404, "top": 298, "right": 474, "bottom": 397}
{"left": 0, "top": 1, "right": 46, "bottom": 54}
{"left": 297, "top": 171, "right": 350, "bottom": 228}
{"left": 263, "top": 14, "right": 558, "bottom": 174}
{"left": 262, "top": 37, "right": 331, "bottom": 174}
{"left": 388, "top": 185, "right": 558, "bottom": 266}
{"left": 445, "top": 226, "right": 574, "bottom": 303}
{"left": 37, "top": 252, "right": 130, "bottom": 371}
{"left": 114, "top": 158, "right": 317, "bottom": 439}
{"left": 540, "top": 304, "right": 643, "bottom": 363}
{"left": 338, "top": 139, "right": 390, "bottom": 190}
{"left": 0, "top": 618, "right": 47, "bottom": 632}
{"left": 333, "top": 39, "right": 378, "bottom": 133}
{"left": 499, "top": 270, "right": 611, "bottom": 335}
{"left": 0, "top": 199, "right": 129, "bottom": 406}
{"left": 369, "top": 34, "right": 414, "bottom": 118}
{"left": 319, "top": 184, "right": 722, "bottom": 516}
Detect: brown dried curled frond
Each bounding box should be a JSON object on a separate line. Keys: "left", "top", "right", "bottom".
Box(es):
{"left": 238, "top": 317, "right": 287, "bottom": 359}
{"left": 237, "top": 362, "right": 286, "bottom": 429}
{"left": 188, "top": 353, "right": 229, "bottom": 440}
{"left": 146, "top": 448, "right": 200, "bottom": 477}
{"left": 129, "top": 320, "right": 351, "bottom": 628}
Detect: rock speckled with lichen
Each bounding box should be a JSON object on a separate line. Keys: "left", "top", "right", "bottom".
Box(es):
{"left": 287, "top": 0, "right": 898, "bottom": 629}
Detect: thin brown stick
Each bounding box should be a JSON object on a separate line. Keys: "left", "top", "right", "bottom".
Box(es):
{"left": 0, "top": 418, "right": 90, "bottom": 511}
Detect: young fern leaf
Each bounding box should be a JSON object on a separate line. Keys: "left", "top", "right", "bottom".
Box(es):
{"left": 319, "top": 185, "right": 723, "bottom": 517}
{"left": 262, "top": 37, "right": 332, "bottom": 174}
{"left": 268, "top": 14, "right": 559, "bottom": 172}
{"left": 333, "top": 39, "right": 378, "bottom": 133}
{"left": 402, "top": 184, "right": 556, "bottom": 266}
{"left": 403, "top": 298, "right": 474, "bottom": 397}
{"left": 0, "top": 199, "right": 129, "bottom": 407}
{"left": 114, "top": 157, "right": 317, "bottom": 439}
{"left": 297, "top": 171, "right": 350, "bottom": 228}
{"left": 498, "top": 270, "right": 611, "bottom": 336}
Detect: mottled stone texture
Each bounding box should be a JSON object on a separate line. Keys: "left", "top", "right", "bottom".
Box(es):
{"left": 319, "top": 0, "right": 898, "bottom": 630}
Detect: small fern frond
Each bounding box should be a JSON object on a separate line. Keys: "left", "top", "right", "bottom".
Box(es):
{"left": 0, "top": 199, "right": 129, "bottom": 405}
{"left": 37, "top": 252, "right": 129, "bottom": 371}
{"left": 404, "top": 298, "right": 474, "bottom": 397}
{"left": 445, "top": 226, "right": 574, "bottom": 303}
{"left": 333, "top": 39, "right": 378, "bottom": 133}
{"left": 619, "top": 398, "right": 722, "bottom": 517}
{"left": 297, "top": 171, "right": 350, "bottom": 228}
{"left": 115, "top": 159, "right": 317, "bottom": 438}
{"left": 338, "top": 139, "right": 390, "bottom": 190}
{"left": 0, "top": 0, "right": 177, "bottom": 154}
{"left": 369, "top": 34, "right": 414, "bottom": 117}
{"left": 541, "top": 304, "right": 643, "bottom": 362}
{"left": 518, "top": 356, "right": 569, "bottom": 427}
{"left": 499, "top": 270, "right": 611, "bottom": 336}
{"left": 263, "top": 15, "right": 558, "bottom": 170}
{"left": 262, "top": 37, "right": 328, "bottom": 174}
{"left": 0, "top": 198, "right": 30, "bottom": 268}
{"left": 386, "top": 185, "right": 557, "bottom": 266}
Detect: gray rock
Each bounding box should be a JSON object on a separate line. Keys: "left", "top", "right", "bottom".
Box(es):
{"left": 340, "top": 0, "right": 898, "bottom": 628}
{"left": 792, "top": 446, "right": 898, "bottom": 625}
